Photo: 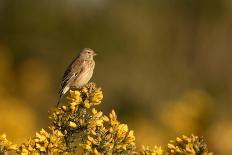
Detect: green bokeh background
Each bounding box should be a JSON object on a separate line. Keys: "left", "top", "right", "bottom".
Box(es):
{"left": 0, "top": 0, "right": 232, "bottom": 154}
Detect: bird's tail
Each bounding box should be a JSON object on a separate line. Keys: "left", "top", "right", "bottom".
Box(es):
{"left": 57, "top": 92, "right": 64, "bottom": 107}
{"left": 57, "top": 86, "right": 70, "bottom": 107}
{"left": 57, "top": 97, "right": 61, "bottom": 107}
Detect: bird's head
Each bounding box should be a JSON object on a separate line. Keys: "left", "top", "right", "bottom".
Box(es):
{"left": 79, "top": 48, "right": 97, "bottom": 60}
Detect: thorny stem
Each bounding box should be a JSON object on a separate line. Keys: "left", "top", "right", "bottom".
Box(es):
{"left": 62, "top": 106, "right": 88, "bottom": 152}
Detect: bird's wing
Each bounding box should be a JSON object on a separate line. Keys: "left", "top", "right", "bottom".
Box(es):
{"left": 59, "top": 58, "right": 84, "bottom": 96}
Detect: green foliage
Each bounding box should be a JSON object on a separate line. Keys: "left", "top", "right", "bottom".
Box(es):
{"left": 0, "top": 83, "right": 212, "bottom": 154}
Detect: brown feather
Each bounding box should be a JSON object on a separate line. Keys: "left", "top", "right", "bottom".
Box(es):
{"left": 58, "top": 48, "right": 96, "bottom": 105}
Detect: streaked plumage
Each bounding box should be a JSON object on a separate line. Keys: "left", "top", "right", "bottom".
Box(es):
{"left": 58, "top": 48, "right": 96, "bottom": 105}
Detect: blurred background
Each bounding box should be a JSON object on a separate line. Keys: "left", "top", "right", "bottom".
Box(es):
{"left": 0, "top": 0, "right": 232, "bottom": 154}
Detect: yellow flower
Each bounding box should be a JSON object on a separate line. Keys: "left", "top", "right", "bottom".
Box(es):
{"left": 36, "top": 143, "right": 46, "bottom": 152}
{"left": 87, "top": 136, "right": 98, "bottom": 145}
{"left": 95, "top": 120, "right": 103, "bottom": 126}
{"left": 117, "top": 124, "right": 128, "bottom": 137}
{"left": 141, "top": 145, "right": 163, "bottom": 155}
{"left": 153, "top": 146, "right": 163, "bottom": 155}
{"left": 92, "top": 108, "right": 97, "bottom": 115}
{"left": 102, "top": 116, "right": 109, "bottom": 122}
{"left": 93, "top": 148, "right": 99, "bottom": 154}
{"left": 167, "top": 143, "right": 175, "bottom": 149}
{"left": 40, "top": 129, "right": 49, "bottom": 137}
{"left": 69, "top": 121, "right": 77, "bottom": 128}
{"left": 7, "top": 144, "right": 18, "bottom": 151}
{"left": 109, "top": 110, "right": 117, "bottom": 120}
{"left": 128, "top": 130, "right": 134, "bottom": 137}
{"left": 176, "top": 137, "right": 182, "bottom": 142}
{"left": 54, "top": 130, "right": 63, "bottom": 137}
{"left": 0, "top": 134, "right": 6, "bottom": 140}
{"left": 81, "top": 86, "right": 88, "bottom": 93}
{"left": 70, "top": 102, "right": 79, "bottom": 112}
{"left": 80, "top": 143, "right": 91, "bottom": 150}
{"left": 50, "top": 136, "right": 57, "bottom": 144}
{"left": 126, "top": 130, "right": 135, "bottom": 143}
{"left": 95, "top": 111, "right": 103, "bottom": 118}
{"left": 62, "top": 106, "right": 67, "bottom": 111}
{"left": 68, "top": 90, "right": 82, "bottom": 103}
{"left": 90, "top": 88, "right": 103, "bottom": 104}
{"left": 84, "top": 100, "right": 91, "bottom": 108}
{"left": 21, "top": 148, "right": 29, "bottom": 155}
{"left": 70, "top": 102, "right": 78, "bottom": 107}
{"left": 121, "top": 144, "right": 128, "bottom": 150}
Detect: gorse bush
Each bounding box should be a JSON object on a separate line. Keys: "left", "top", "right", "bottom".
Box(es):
{"left": 0, "top": 83, "right": 212, "bottom": 155}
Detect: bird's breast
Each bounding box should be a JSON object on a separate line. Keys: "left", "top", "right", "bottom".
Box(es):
{"left": 73, "top": 60, "right": 95, "bottom": 87}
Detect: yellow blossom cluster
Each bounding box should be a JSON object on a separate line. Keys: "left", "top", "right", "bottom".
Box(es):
{"left": 139, "top": 145, "right": 163, "bottom": 155}
{"left": 52, "top": 83, "right": 136, "bottom": 154}
{"left": 17, "top": 127, "right": 66, "bottom": 154}
{"left": 80, "top": 109, "right": 136, "bottom": 154}
{"left": 0, "top": 134, "right": 17, "bottom": 154}
{"left": 167, "top": 134, "right": 213, "bottom": 155}
{"left": 65, "top": 83, "right": 103, "bottom": 109}
{"left": 0, "top": 82, "right": 212, "bottom": 154}
{"left": 49, "top": 83, "right": 104, "bottom": 152}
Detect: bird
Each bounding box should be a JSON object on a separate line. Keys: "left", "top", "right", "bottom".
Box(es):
{"left": 57, "top": 48, "right": 97, "bottom": 105}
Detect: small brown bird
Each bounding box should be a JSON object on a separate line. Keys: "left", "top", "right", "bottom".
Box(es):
{"left": 58, "top": 48, "right": 97, "bottom": 105}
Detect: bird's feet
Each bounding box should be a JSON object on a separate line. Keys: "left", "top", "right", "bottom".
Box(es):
{"left": 86, "top": 82, "right": 96, "bottom": 88}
